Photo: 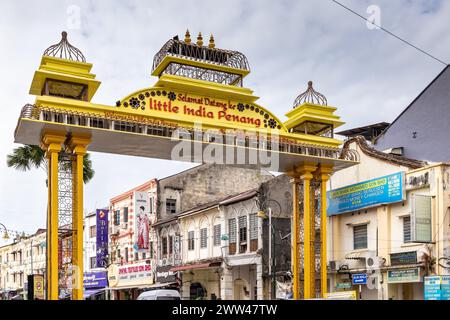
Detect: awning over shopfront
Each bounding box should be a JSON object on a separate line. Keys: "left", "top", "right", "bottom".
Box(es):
{"left": 345, "top": 251, "right": 368, "bottom": 260}
{"left": 170, "top": 261, "right": 222, "bottom": 272}
{"left": 83, "top": 288, "right": 105, "bottom": 299}
{"left": 109, "top": 284, "right": 154, "bottom": 290}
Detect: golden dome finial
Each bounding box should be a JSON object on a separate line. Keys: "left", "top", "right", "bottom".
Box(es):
{"left": 43, "top": 31, "right": 86, "bottom": 62}
{"left": 208, "top": 34, "right": 215, "bottom": 48}
{"left": 184, "top": 29, "right": 191, "bottom": 44}
{"left": 293, "top": 81, "right": 328, "bottom": 108}
{"left": 197, "top": 32, "right": 203, "bottom": 46}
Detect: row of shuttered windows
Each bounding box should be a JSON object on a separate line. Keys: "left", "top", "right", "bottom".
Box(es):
{"left": 187, "top": 224, "right": 222, "bottom": 251}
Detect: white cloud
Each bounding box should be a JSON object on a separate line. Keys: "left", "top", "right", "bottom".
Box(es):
{"left": 0, "top": 0, "right": 449, "bottom": 244}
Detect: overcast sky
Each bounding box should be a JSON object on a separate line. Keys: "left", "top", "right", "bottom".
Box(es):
{"left": 0, "top": 0, "right": 448, "bottom": 245}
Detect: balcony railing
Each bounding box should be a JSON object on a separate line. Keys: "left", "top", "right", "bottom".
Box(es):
{"left": 16, "top": 104, "right": 359, "bottom": 163}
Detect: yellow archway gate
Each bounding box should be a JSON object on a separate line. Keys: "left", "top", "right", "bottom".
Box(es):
{"left": 14, "top": 31, "right": 358, "bottom": 300}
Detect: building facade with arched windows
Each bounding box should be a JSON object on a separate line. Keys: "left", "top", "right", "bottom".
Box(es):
{"left": 172, "top": 175, "right": 293, "bottom": 300}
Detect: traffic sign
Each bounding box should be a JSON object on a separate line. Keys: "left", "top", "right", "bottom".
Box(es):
{"left": 352, "top": 273, "right": 367, "bottom": 285}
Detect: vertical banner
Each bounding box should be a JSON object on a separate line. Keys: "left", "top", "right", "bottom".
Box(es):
{"left": 96, "top": 209, "right": 109, "bottom": 267}
{"left": 174, "top": 235, "right": 180, "bottom": 265}
{"left": 134, "top": 191, "right": 150, "bottom": 251}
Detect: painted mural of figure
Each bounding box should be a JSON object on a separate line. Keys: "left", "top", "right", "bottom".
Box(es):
{"left": 137, "top": 205, "right": 149, "bottom": 249}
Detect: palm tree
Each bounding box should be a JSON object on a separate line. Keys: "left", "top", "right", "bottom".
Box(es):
{"left": 6, "top": 144, "right": 95, "bottom": 183}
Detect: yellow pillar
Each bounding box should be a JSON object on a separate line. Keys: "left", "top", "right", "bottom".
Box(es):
{"left": 317, "top": 165, "right": 333, "bottom": 298}
{"left": 41, "top": 132, "right": 66, "bottom": 300}
{"left": 297, "top": 163, "right": 317, "bottom": 299}
{"left": 68, "top": 135, "right": 91, "bottom": 300}
{"left": 309, "top": 177, "right": 316, "bottom": 297}
{"left": 290, "top": 177, "right": 300, "bottom": 299}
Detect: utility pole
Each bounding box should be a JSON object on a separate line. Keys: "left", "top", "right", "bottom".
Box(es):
{"left": 269, "top": 208, "right": 276, "bottom": 300}
{"left": 30, "top": 239, "right": 33, "bottom": 275}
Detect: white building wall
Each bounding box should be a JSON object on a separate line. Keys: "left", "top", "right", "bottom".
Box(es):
{"left": 221, "top": 197, "right": 264, "bottom": 300}
{"left": 84, "top": 213, "right": 98, "bottom": 272}
{"left": 180, "top": 208, "right": 223, "bottom": 264}
{"left": 0, "top": 231, "right": 46, "bottom": 295}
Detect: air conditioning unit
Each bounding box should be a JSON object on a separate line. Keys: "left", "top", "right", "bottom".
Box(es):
{"left": 366, "top": 256, "right": 385, "bottom": 269}
{"left": 329, "top": 260, "right": 340, "bottom": 271}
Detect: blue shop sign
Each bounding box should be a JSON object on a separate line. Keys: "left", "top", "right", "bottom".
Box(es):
{"left": 84, "top": 271, "right": 108, "bottom": 289}
{"left": 352, "top": 273, "right": 367, "bottom": 285}
{"left": 425, "top": 276, "right": 443, "bottom": 300}
{"left": 327, "top": 172, "right": 405, "bottom": 216}
{"left": 441, "top": 276, "right": 450, "bottom": 300}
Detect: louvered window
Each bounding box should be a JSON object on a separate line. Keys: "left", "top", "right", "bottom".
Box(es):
{"left": 188, "top": 231, "right": 195, "bottom": 251}
{"left": 239, "top": 216, "right": 247, "bottom": 243}
{"left": 213, "top": 224, "right": 221, "bottom": 246}
{"left": 229, "top": 219, "right": 236, "bottom": 243}
{"left": 249, "top": 214, "right": 258, "bottom": 240}
{"left": 403, "top": 216, "right": 411, "bottom": 243}
{"left": 353, "top": 224, "right": 368, "bottom": 250}
{"left": 200, "top": 228, "right": 207, "bottom": 248}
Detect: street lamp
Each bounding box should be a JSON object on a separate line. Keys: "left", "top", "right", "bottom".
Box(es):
{"left": 0, "top": 223, "right": 10, "bottom": 240}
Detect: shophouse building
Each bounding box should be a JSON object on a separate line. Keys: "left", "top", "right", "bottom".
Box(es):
{"left": 327, "top": 136, "right": 450, "bottom": 300}
{"left": 171, "top": 173, "right": 292, "bottom": 300}
{"left": 0, "top": 229, "right": 46, "bottom": 299}
{"left": 152, "top": 164, "right": 273, "bottom": 294}
{"left": 107, "top": 179, "right": 157, "bottom": 300}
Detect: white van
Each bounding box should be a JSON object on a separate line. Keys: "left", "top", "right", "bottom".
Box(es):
{"left": 137, "top": 289, "right": 181, "bottom": 300}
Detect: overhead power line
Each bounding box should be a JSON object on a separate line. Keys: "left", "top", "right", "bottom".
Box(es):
{"left": 331, "top": 0, "right": 448, "bottom": 66}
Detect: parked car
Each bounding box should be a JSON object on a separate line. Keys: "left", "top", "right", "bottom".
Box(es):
{"left": 137, "top": 289, "right": 181, "bottom": 300}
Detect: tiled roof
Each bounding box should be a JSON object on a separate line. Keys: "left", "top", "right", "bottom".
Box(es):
{"left": 342, "top": 136, "right": 427, "bottom": 169}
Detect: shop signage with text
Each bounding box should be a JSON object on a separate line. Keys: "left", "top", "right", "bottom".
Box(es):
{"left": 156, "top": 265, "right": 177, "bottom": 283}
{"left": 390, "top": 251, "right": 417, "bottom": 266}
{"left": 387, "top": 267, "right": 421, "bottom": 284}
{"left": 108, "top": 262, "right": 153, "bottom": 288}
{"left": 327, "top": 172, "right": 405, "bottom": 216}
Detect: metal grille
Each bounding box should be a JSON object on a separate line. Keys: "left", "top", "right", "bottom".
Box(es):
{"left": 292, "top": 179, "right": 305, "bottom": 299}
{"left": 161, "top": 62, "right": 242, "bottom": 86}
{"left": 152, "top": 38, "right": 250, "bottom": 73}
{"left": 57, "top": 153, "right": 75, "bottom": 299}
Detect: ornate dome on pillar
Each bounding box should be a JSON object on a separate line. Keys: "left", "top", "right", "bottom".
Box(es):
{"left": 292, "top": 81, "right": 327, "bottom": 108}
{"left": 43, "top": 31, "right": 86, "bottom": 62}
